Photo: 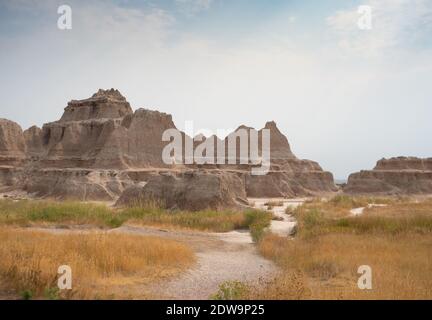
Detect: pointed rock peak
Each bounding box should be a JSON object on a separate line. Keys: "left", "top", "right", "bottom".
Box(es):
{"left": 262, "top": 121, "right": 296, "bottom": 160}
{"left": 264, "top": 121, "right": 281, "bottom": 132}
{"left": 25, "top": 125, "right": 42, "bottom": 133}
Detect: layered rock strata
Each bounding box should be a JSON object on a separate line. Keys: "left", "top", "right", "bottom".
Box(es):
{"left": 345, "top": 157, "right": 432, "bottom": 195}
{"left": 0, "top": 89, "right": 337, "bottom": 208}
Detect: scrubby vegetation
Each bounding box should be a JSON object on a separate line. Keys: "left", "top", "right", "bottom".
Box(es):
{"left": 0, "top": 200, "right": 119, "bottom": 228}
{"left": 294, "top": 196, "right": 432, "bottom": 237}
{"left": 264, "top": 200, "right": 284, "bottom": 210}
{"left": 0, "top": 227, "right": 194, "bottom": 299}
{"left": 245, "top": 196, "right": 432, "bottom": 299}
{"left": 125, "top": 207, "right": 271, "bottom": 234}
{"left": 244, "top": 210, "right": 272, "bottom": 242}
{"left": 2, "top": 196, "right": 431, "bottom": 300}
{"left": 211, "top": 280, "right": 250, "bottom": 300}
{"left": 0, "top": 200, "right": 271, "bottom": 233}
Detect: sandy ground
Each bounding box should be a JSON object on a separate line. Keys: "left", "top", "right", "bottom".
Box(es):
{"left": 250, "top": 197, "right": 303, "bottom": 236}
{"left": 142, "top": 198, "right": 304, "bottom": 299}
{"left": 24, "top": 224, "right": 276, "bottom": 299}
{"left": 350, "top": 203, "right": 388, "bottom": 216}
{"left": 9, "top": 198, "right": 305, "bottom": 300}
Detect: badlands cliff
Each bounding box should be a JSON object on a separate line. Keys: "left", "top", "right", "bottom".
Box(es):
{"left": 345, "top": 157, "right": 432, "bottom": 195}
{"left": 0, "top": 89, "right": 337, "bottom": 209}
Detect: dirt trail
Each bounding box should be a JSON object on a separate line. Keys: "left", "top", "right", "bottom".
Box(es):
{"left": 350, "top": 203, "right": 388, "bottom": 216}
{"left": 21, "top": 198, "right": 305, "bottom": 299}
{"left": 250, "top": 197, "right": 304, "bottom": 236}
{"left": 147, "top": 198, "right": 304, "bottom": 299}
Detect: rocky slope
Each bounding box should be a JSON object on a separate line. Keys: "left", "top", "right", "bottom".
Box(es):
{"left": 345, "top": 157, "right": 432, "bottom": 195}
{"left": 0, "top": 89, "right": 337, "bottom": 208}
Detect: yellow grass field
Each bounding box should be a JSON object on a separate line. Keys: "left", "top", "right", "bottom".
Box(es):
{"left": 0, "top": 228, "right": 194, "bottom": 299}
{"left": 247, "top": 197, "right": 432, "bottom": 299}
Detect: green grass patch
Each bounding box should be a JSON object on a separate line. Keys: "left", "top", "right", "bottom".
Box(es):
{"left": 0, "top": 200, "right": 271, "bottom": 234}
{"left": 244, "top": 210, "right": 272, "bottom": 242}
{"left": 0, "top": 200, "right": 117, "bottom": 227}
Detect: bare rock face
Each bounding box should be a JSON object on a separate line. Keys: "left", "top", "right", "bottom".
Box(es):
{"left": 40, "top": 118, "right": 121, "bottom": 168}
{"left": 116, "top": 170, "right": 248, "bottom": 211}
{"left": 24, "top": 126, "right": 44, "bottom": 158}
{"left": 0, "top": 119, "right": 26, "bottom": 190}
{"left": 374, "top": 157, "right": 432, "bottom": 171}
{"left": 109, "top": 108, "right": 177, "bottom": 168}
{"left": 263, "top": 121, "right": 296, "bottom": 161}
{"left": 0, "top": 119, "right": 26, "bottom": 166}
{"left": 216, "top": 122, "right": 336, "bottom": 197}
{"left": 60, "top": 89, "right": 133, "bottom": 122}
{"left": 39, "top": 89, "right": 135, "bottom": 168}
{"left": 345, "top": 157, "right": 432, "bottom": 195}
{"left": 0, "top": 88, "right": 338, "bottom": 205}
{"left": 22, "top": 168, "right": 132, "bottom": 201}
{"left": 245, "top": 170, "right": 336, "bottom": 198}
{"left": 39, "top": 97, "right": 176, "bottom": 169}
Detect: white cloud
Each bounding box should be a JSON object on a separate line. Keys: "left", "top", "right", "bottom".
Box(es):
{"left": 326, "top": 0, "right": 432, "bottom": 56}
{"left": 1, "top": 0, "right": 431, "bottom": 178}
{"left": 175, "top": 0, "right": 213, "bottom": 16}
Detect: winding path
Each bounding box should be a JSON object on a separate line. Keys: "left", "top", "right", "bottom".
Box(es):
{"left": 145, "top": 198, "right": 303, "bottom": 299}
{"left": 21, "top": 198, "right": 304, "bottom": 299}
{"left": 350, "top": 203, "right": 388, "bottom": 216}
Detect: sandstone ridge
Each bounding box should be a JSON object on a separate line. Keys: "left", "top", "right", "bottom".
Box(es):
{"left": 0, "top": 89, "right": 337, "bottom": 209}
{"left": 345, "top": 157, "right": 432, "bottom": 195}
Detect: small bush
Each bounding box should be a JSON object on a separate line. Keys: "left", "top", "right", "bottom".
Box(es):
{"left": 20, "top": 290, "right": 33, "bottom": 300}
{"left": 301, "top": 209, "right": 325, "bottom": 230}
{"left": 244, "top": 210, "right": 272, "bottom": 242}
{"left": 211, "top": 281, "right": 249, "bottom": 300}
{"left": 44, "top": 287, "right": 61, "bottom": 300}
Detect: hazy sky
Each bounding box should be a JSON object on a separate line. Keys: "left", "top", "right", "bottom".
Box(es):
{"left": 0, "top": 0, "right": 431, "bottom": 179}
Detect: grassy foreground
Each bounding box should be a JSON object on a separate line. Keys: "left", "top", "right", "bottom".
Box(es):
{"left": 0, "top": 228, "right": 194, "bottom": 299}
{"left": 0, "top": 199, "right": 272, "bottom": 299}
{"left": 0, "top": 199, "right": 271, "bottom": 234}
{"left": 223, "top": 196, "right": 432, "bottom": 300}
{"left": 0, "top": 199, "right": 271, "bottom": 299}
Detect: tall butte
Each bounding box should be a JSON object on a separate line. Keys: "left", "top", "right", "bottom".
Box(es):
{"left": 0, "top": 89, "right": 337, "bottom": 207}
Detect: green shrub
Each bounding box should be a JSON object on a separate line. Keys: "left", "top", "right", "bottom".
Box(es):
{"left": 20, "top": 290, "right": 33, "bottom": 300}
{"left": 0, "top": 200, "right": 273, "bottom": 234}
{"left": 244, "top": 210, "right": 272, "bottom": 242}
{"left": 44, "top": 287, "right": 61, "bottom": 300}
{"left": 211, "top": 281, "right": 249, "bottom": 300}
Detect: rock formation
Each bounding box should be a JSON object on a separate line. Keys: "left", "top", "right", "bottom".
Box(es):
{"left": 60, "top": 89, "right": 133, "bottom": 122}
{"left": 0, "top": 119, "right": 26, "bottom": 166}
{"left": 345, "top": 157, "right": 432, "bottom": 195}
{"left": 0, "top": 89, "right": 337, "bottom": 209}
{"left": 116, "top": 171, "right": 248, "bottom": 211}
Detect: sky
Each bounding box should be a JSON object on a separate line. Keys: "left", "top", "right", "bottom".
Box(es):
{"left": 0, "top": 0, "right": 431, "bottom": 179}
